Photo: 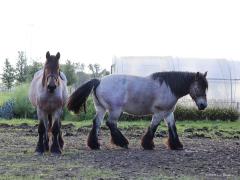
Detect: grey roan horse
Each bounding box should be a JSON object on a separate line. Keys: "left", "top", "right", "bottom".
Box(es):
{"left": 67, "top": 71, "right": 208, "bottom": 150}
{"left": 29, "top": 52, "right": 68, "bottom": 154}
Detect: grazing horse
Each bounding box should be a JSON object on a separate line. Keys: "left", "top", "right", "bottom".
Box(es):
{"left": 67, "top": 71, "right": 208, "bottom": 150}
{"left": 29, "top": 51, "right": 68, "bottom": 154}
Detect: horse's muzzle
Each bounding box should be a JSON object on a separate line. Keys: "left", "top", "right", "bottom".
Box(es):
{"left": 47, "top": 85, "right": 56, "bottom": 93}
{"left": 198, "top": 103, "right": 207, "bottom": 110}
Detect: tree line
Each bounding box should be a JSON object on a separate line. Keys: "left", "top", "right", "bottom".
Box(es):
{"left": 1, "top": 51, "right": 110, "bottom": 90}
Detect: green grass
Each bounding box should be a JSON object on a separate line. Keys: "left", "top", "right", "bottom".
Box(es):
{"left": 0, "top": 118, "right": 38, "bottom": 126}
{"left": 0, "top": 118, "right": 239, "bottom": 138}
{"left": 176, "top": 120, "right": 240, "bottom": 138}
{"left": 0, "top": 160, "right": 118, "bottom": 180}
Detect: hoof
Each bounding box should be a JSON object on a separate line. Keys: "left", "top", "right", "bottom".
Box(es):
{"left": 35, "top": 144, "right": 44, "bottom": 154}
{"left": 141, "top": 140, "right": 155, "bottom": 150}
{"left": 109, "top": 128, "right": 129, "bottom": 148}
{"left": 50, "top": 145, "right": 62, "bottom": 154}
{"left": 44, "top": 142, "right": 50, "bottom": 152}
{"left": 87, "top": 142, "right": 100, "bottom": 150}
{"left": 165, "top": 138, "right": 183, "bottom": 150}
{"left": 141, "top": 132, "right": 155, "bottom": 150}
{"left": 87, "top": 129, "right": 100, "bottom": 150}
{"left": 111, "top": 135, "right": 129, "bottom": 148}
{"left": 106, "top": 122, "right": 129, "bottom": 149}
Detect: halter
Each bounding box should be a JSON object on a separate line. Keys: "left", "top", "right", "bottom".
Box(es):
{"left": 46, "top": 73, "right": 59, "bottom": 82}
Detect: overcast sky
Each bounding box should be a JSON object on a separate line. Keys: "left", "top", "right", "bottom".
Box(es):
{"left": 0, "top": 0, "right": 240, "bottom": 71}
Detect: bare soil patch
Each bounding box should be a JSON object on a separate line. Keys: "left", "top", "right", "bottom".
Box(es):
{"left": 0, "top": 124, "right": 239, "bottom": 179}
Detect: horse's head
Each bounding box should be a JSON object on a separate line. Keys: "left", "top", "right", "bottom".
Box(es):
{"left": 189, "top": 72, "right": 208, "bottom": 110}
{"left": 42, "top": 51, "right": 61, "bottom": 93}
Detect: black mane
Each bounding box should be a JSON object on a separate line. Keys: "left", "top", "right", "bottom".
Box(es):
{"left": 151, "top": 71, "right": 208, "bottom": 98}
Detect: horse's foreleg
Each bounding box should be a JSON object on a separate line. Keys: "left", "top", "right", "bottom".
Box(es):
{"left": 51, "top": 118, "right": 62, "bottom": 154}
{"left": 36, "top": 109, "right": 49, "bottom": 154}
{"left": 43, "top": 119, "right": 49, "bottom": 152}
{"left": 46, "top": 114, "right": 52, "bottom": 151}
{"left": 165, "top": 113, "right": 183, "bottom": 150}
{"left": 51, "top": 120, "right": 61, "bottom": 154}
{"left": 106, "top": 110, "right": 129, "bottom": 148}
{"left": 87, "top": 109, "right": 105, "bottom": 150}
{"left": 141, "top": 114, "right": 162, "bottom": 150}
{"left": 35, "top": 120, "right": 45, "bottom": 154}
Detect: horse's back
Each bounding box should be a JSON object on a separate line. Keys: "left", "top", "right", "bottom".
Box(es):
{"left": 60, "top": 72, "right": 68, "bottom": 86}
{"left": 59, "top": 72, "right": 68, "bottom": 104}
{"left": 96, "top": 74, "right": 159, "bottom": 113}
{"left": 29, "top": 70, "right": 43, "bottom": 107}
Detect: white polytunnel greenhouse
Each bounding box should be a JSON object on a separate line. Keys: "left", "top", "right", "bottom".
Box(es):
{"left": 111, "top": 56, "right": 240, "bottom": 109}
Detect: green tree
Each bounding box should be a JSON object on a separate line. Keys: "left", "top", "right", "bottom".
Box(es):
{"left": 79, "top": 63, "right": 85, "bottom": 72}
{"left": 61, "top": 60, "right": 77, "bottom": 86}
{"left": 76, "top": 63, "right": 85, "bottom": 72}
{"left": 1, "top": 59, "right": 15, "bottom": 89}
{"left": 88, "top": 63, "right": 101, "bottom": 78}
{"left": 27, "top": 61, "right": 43, "bottom": 81}
{"left": 88, "top": 63, "right": 109, "bottom": 78}
{"left": 15, "top": 51, "right": 27, "bottom": 84}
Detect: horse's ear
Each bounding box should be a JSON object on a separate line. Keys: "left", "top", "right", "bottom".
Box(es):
{"left": 46, "top": 51, "right": 50, "bottom": 59}
{"left": 42, "top": 70, "right": 46, "bottom": 87}
{"left": 204, "top": 71, "right": 208, "bottom": 77}
{"left": 195, "top": 72, "right": 200, "bottom": 80}
{"left": 56, "top": 52, "right": 60, "bottom": 60}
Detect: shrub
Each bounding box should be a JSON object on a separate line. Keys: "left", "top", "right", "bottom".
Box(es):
{"left": 64, "top": 96, "right": 96, "bottom": 121}
{"left": 175, "top": 105, "right": 239, "bottom": 121}
{"left": 0, "top": 91, "right": 12, "bottom": 106}
{"left": 67, "top": 98, "right": 239, "bottom": 121}
{"left": 12, "top": 84, "right": 36, "bottom": 118}
{"left": 0, "top": 99, "right": 14, "bottom": 119}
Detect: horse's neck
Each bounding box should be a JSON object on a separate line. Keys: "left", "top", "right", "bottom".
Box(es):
{"left": 152, "top": 73, "right": 195, "bottom": 99}
{"left": 173, "top": 75, "right": 195, "bottom": 98}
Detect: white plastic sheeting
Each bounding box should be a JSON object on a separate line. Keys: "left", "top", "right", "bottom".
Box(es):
{"left": 112, "top": 56, "right": 240, "bottom": 107}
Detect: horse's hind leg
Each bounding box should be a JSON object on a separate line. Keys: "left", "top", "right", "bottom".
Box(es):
{"left": 87, "top": 107, "right": 105, "bottom": 150}
{"left": 141, "top": 113, "right": 162, "bottom": 150}
{"left": 49, "top": 114, "right": 63, "bottom": 150}
{"left": 58, "top": 121, "right": 64, "bottom": 150}
{"left": 106, "top": 109, "right": 129, "bottom": 148}
{"left": 164, "top": 113, "right": 183, "bottom": 150}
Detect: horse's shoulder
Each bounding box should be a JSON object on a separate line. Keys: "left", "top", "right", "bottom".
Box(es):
{"left": 59, "top": 71, "right": 67, "bottom": 85}
{"left": 60, "top": 71, "right": 67, "bottom": 80}
{"left": 33, "top": 69, "right": 44, "bottom": 79}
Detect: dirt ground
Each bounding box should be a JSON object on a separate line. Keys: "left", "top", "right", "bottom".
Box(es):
{"left": 0, "top": 124, "right": 239, "bottom": 179}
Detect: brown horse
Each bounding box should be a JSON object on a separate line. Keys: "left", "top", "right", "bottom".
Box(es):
{"left": 29, "top": 51, "right": 68, "bottom": 154}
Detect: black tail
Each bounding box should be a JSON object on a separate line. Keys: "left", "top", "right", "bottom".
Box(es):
{"left": 67, "top": 79, "right": 100, "bottom": 114}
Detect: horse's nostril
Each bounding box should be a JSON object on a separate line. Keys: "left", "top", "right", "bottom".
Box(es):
{"left": 199, "top": 103, "right": 206, "bottom": 110}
